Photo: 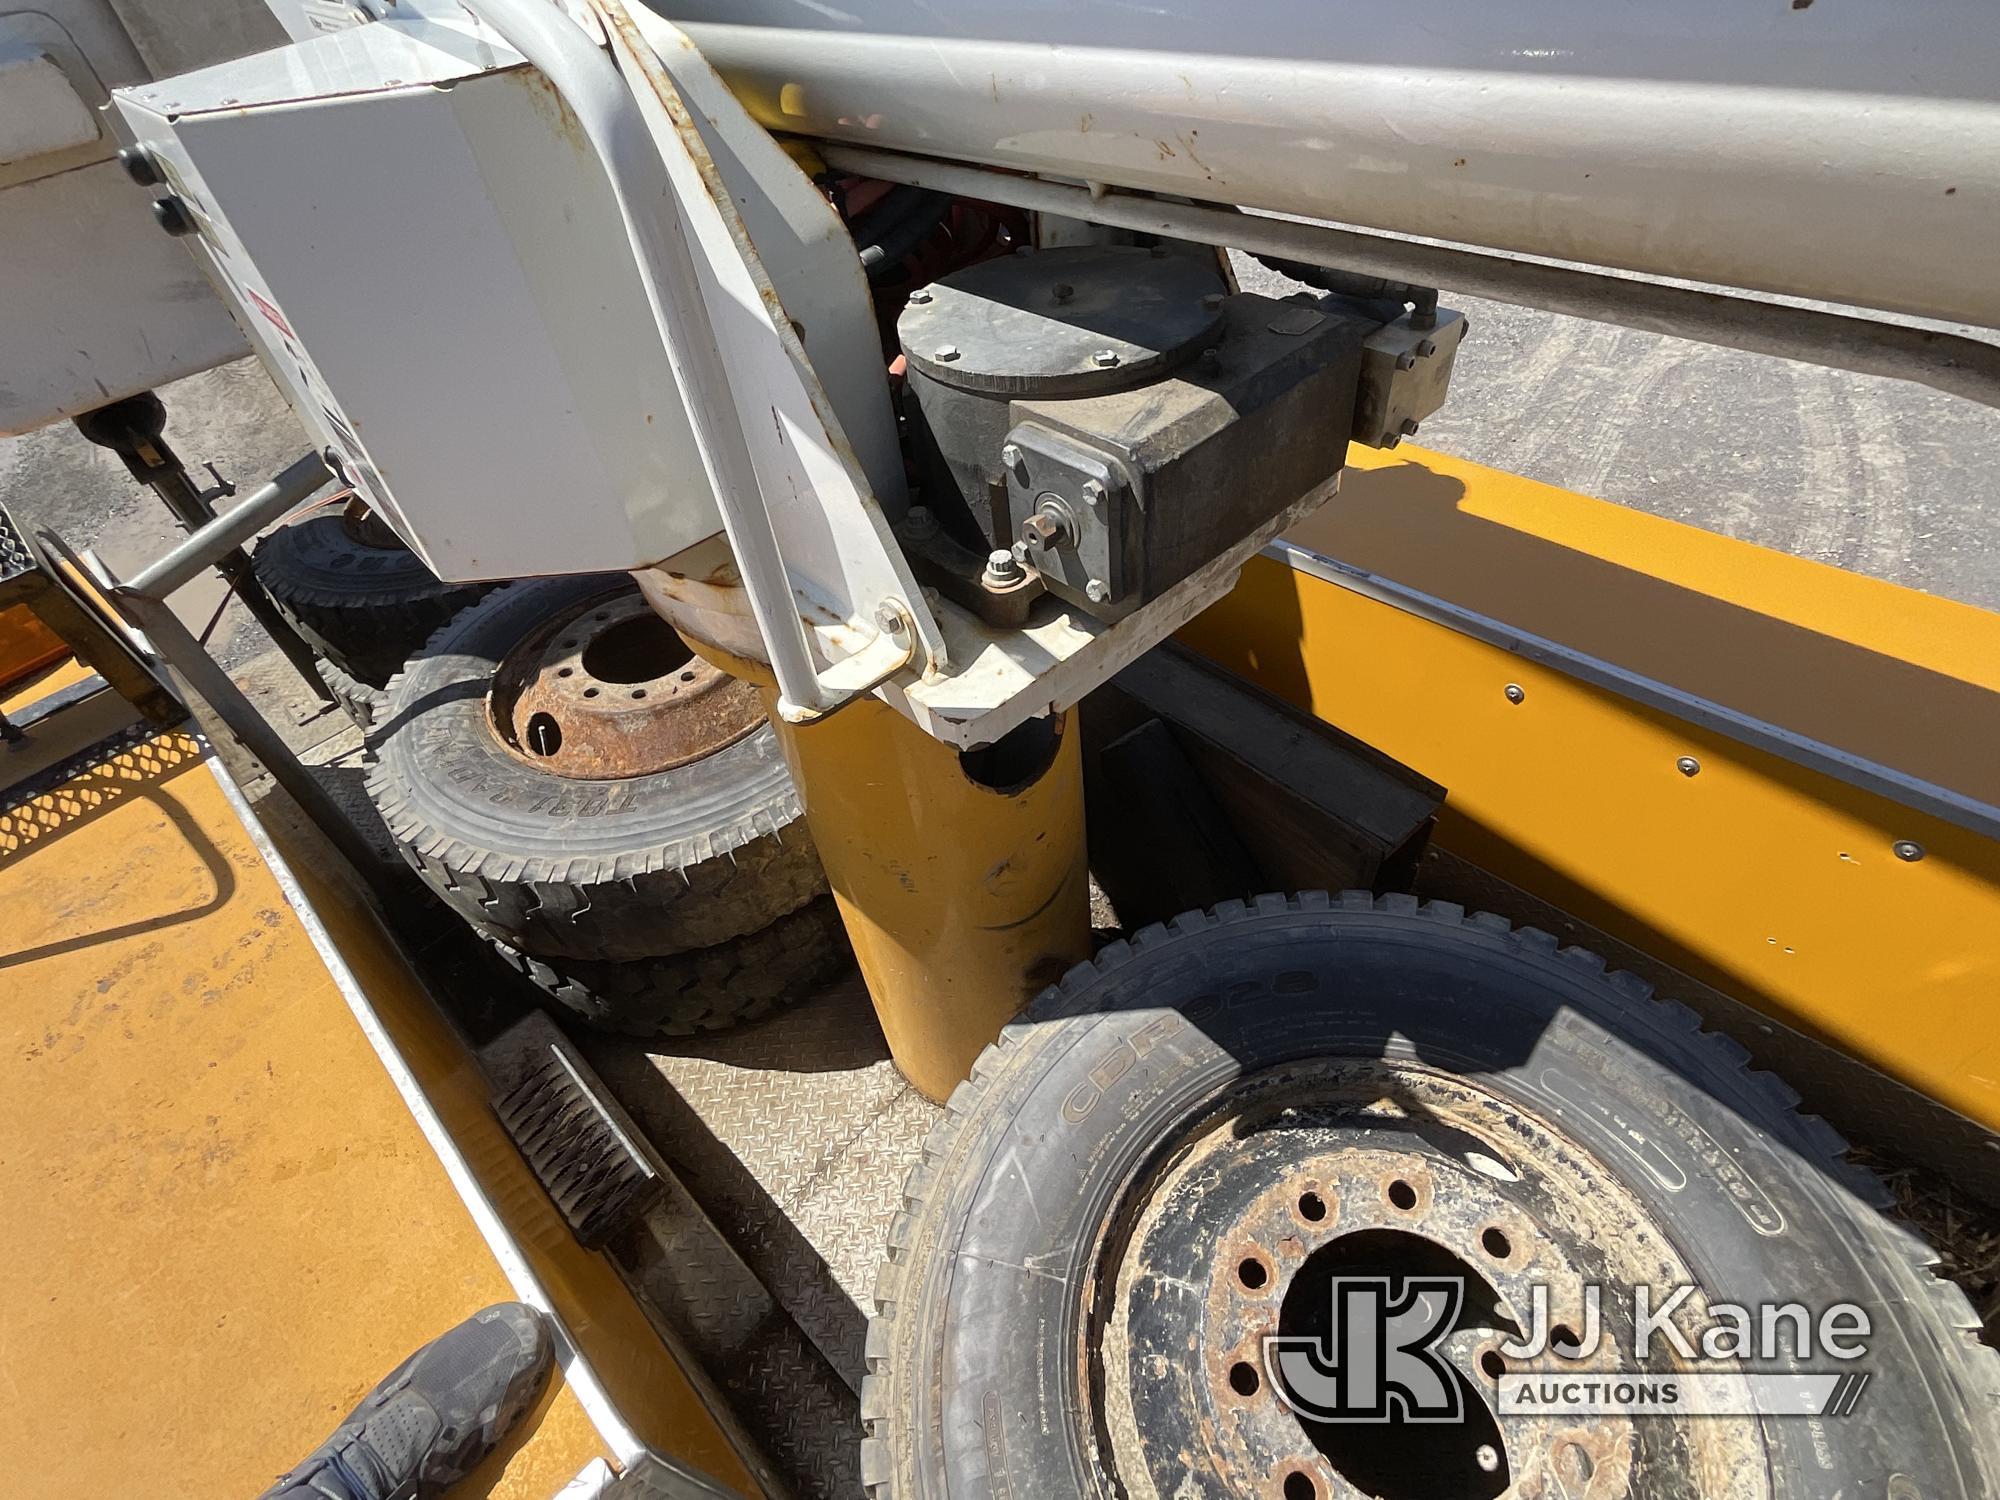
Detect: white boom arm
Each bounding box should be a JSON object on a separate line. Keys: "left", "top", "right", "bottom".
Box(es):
{"left": 662, "top": 0, "right": 2000, "bottom": 330}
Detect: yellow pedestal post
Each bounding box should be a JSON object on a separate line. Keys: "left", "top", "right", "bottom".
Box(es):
{"left": 768, "top": 694, "right": 1092, "bottom": 1102}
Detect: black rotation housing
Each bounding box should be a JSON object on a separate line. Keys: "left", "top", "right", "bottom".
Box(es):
{"left": 897, "top": 244, "right": 1372, "bottom": 622}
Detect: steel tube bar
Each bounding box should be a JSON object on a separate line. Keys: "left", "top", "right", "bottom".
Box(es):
{"left": 821, "top": 145, "right": 2000, "bottom": 412}
{"left": 672, "top": 5, "right": 2000, "bottom": 328}
{"left": 124, "top": 451, "right": 331, "bottom": 600}
{"left": 138, "top": 454, "right": 335, "bottom": 704}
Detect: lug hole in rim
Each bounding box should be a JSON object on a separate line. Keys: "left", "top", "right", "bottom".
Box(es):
{"left": 1554, "top": 1440, "right": 1596, "bottom": 1484}
{"left": 1282, "top": 1472, "right": 1317, "bottom": 1500}
{"left": 1480, "top": 1226, "right": 1512, "bottom": 1259}
{"left": 1237, "top": 1256, "right": 1270, "bottom": 1291}
{"left": 1387, "top": 1179, "right": 1418, "bottom": 1211}
{"left": 1480, "top": 1349, "right": 1506, "bottom": 1381}
{"left": 1229, "top": 1361, "right": 1261, "bottom": 1397}
{"left": 583, "top": 687, "right": 600, "bottom": 699}
{"left": 524, "top": 712, "right": 562, "bottom": 757}
{"left": 1296, "top": 1190, "right": 1327, "bottom": 1222}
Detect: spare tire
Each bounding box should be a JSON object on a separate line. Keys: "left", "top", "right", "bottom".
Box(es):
{"left": 252, "top": 499, "right": 491, "bottom": 685}
{"left": 865, "top": 892, "right": 2000, "bottom": 1500}
{"left": 491, "top": 896, "right": 852, "bottom": 1037}
{"left": 366, "top": 573, "right": 825, "bottom": 961}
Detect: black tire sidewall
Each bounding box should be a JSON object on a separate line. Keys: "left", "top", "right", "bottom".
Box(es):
{"left": 890, "top": 900, "right": 1992, "bottom": 1500}
{"left": 257, "top": 511, "right": 441, "bottom": 601}
{"left": 254, "top": 513, "right": 488, "bottom": 682}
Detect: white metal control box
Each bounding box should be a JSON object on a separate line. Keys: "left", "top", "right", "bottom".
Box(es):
{"left": 114, "top": 16, "right": 723, "bottom": 582}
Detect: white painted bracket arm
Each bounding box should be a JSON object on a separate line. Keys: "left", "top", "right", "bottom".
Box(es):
{"left": 457, "top": 0, "right": 943, "bottom": 720}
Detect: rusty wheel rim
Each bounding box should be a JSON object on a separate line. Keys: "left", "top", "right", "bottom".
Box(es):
{"left": 1089, "top": 1061, "right": 1766, "bottom": 1500}
{"left": 488, "top": 589, "right": 762, "bottom": 780}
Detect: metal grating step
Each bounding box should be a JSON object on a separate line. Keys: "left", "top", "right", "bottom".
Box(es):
{"left": 492, "top": 1017, "right": 664, "bottom": 1248}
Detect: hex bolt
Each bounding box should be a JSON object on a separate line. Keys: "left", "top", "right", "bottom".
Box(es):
{"left": 1202, "top": 292, "right": 1227, "bottom": 311}
{"left": 1200, "top": 347, "right": 1223, "bottom": 375}
{"left": 1052, "top": 282, "right": 1075, "bottom": 304}
{"left": 1894, "top": 839, "right": 1926, "bottom": 862}
{"left": 875, "top": 600, "right": 909, "bottom": 636}
{"left": 1001, "top": 442, "right": 1025, "bottom": 478}
{"left": 1020, "top": 511, "right": 1063, "bottom": 549}
{"left": 1416, "top": 339, "right": 1439, "bottom": 359}
{"left": 983, "top": 549, "right": 1025, "bottom": 587}
{"left": 1399, "top": 418, "right": 1421, "bottom": 437}
{"left": 1092, "top": 348, "right": 1122, "bottom": 368}
{"left": 1085, "top": 579, "right": 1110, "bottom": 604}
{"left": 933, "top": 344, "right": 960, "bottom": 362}
{"left": 1676, "top": 755, "right": 1701, "bottom": 777}
{"left": 907, "top": 288, "right": 933, "bottom": 305}
{"left": 1081, "top": 479, "right": 1108, "bottom": 509}
{"left": 897, "top": 504, "right": 939, "bottom": 544}
{"left": 1504, "top": 683, "right": 1526, "bottom": 704}
{"left": 1395, "top": 352, "right": 1418, "bottom": 371}
{"left": 1382, "top": 433, "right": 1403, "bottom": 450}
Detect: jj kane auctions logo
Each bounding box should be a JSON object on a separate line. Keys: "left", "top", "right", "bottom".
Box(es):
{"left": 1265, "top": 1279, "right": 1874, "bottom": 1422}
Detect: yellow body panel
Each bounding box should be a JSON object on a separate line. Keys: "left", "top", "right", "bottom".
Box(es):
{"left": 2, "top": 653, "right": 97, "bottom": 715}
{"left": 1183, "top": 446, "right": 2000, "bottom": 1132}
{"left": 0, "top": 734, "right": 602, "bottom": 1498}
{"left": 0, "top": 730, "right": 761, "bottom": 1498}
{"left": 0, "top": 602, "right": 67, "bottom": 688}
{"left": 271, "top": 817, "right": 761, "bottom": 1496}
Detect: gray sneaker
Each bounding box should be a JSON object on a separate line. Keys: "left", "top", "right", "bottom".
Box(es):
{"left": 260, "top": 1302, "right": 554, "bottom": 1500}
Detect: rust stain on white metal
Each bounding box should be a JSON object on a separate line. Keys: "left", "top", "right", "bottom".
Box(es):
{"left": 514, "top": 67, "right": 589, "bottom": 155}
{"left": 590, "top": 0, "right": 883, "bottom": 498}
